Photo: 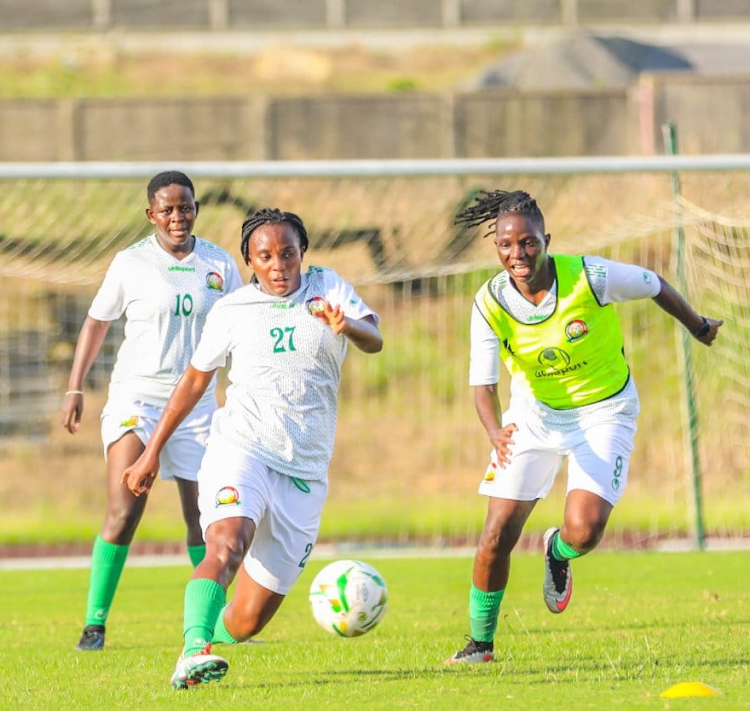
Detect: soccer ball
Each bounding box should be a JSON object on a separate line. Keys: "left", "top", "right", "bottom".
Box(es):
{"left": 308, "top": 559, "right": 388, "bottom": 637}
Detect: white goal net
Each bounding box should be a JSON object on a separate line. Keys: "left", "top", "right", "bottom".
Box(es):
{"left": 0, "top": 158, "right": 747, "bottom": 549}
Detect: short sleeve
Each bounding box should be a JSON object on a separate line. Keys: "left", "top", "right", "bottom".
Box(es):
{"left": 323, "top": 269, "right": 379, "bottom": 325}
{"left": 585, "top": 256, "right": 661, "bottom": 304}
{"left": 469, "top": 303, "right": 500, "bottom": 386}
{"left": 191, "top": 301, "right": 232, "bottom": 372}
{"left": 88, "top": 253, "right": 127, "bottom": 321}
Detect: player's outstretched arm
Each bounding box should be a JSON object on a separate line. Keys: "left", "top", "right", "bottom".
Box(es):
{"left": 314, "top": 303, "right": 383, "bottom": 353}
{"left": 122, "top": 365, "right": 216, "bottom": 495}
{"left": 652, "top": 276, "right": 723, "bottom": 346}
{"left": 62, "top": 316, "right": 112, "bottom": 434}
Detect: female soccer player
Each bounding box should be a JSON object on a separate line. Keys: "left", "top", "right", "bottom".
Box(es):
{"left": 122, "top": 207, "right": 383, "bottom": 689}
{"left": 62, "top": 171, "right": 243, "bottom": 652}
{"left": 445, "top": 189, "right": 722, "bottom": 664}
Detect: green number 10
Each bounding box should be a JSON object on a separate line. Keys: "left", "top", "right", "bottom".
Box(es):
{"left": 174, "top": 293, "right": 194, "bottom": 316}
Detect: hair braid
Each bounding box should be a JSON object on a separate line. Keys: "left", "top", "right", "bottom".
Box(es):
{"left": 454, "top": 189, "right": 545, "bottom": 238}
{"left": 240, "top": 207, "right": 309, "bottom": 265}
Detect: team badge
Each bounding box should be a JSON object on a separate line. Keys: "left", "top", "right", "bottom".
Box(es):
{"left": 483, "top": 461, "right": 497, "bottom": 482}
{"left": 206, "top": 271, "right": 224, "bottom": 291}
{"left": 565, "top": 319, "right": 589, "bottom": 342}
{"left": 306, "top": 296, "right": 326, "bottom": 315}
{"left": 120, "top": 415, "right": 139, "bottom": 428}
{"left": 215, "top": 486, "right": 241, "bottom": 507}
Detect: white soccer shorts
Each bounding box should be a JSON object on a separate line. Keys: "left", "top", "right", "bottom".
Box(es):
{"left": 477, "top": 413, "right": 636, "bottom": 506}
{"left": 100, "top": 398, "right": 214, "bottom": 482}
{"left": 197, "top": 437, "right": 328, "bottom": 595}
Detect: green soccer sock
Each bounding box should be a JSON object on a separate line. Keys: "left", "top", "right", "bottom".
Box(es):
{"left": 187, "top": 544, "right": 206, "bottom": 568}
{"left": 469, "top": 585, "right": 505, "bottom": 643}
{"left": 551, "top": 531, "right": 585, "bottom": 562}
{"left": 83, "top": 535, "right": 130, "bottom": 627}
{"left": 182, "top": 578, "right": 227, "bottom": 656}
{"left": 211, "top": 604, "right": 240, "bottom": 644}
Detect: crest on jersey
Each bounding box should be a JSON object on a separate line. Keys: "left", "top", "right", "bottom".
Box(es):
{"left": 120, "top": 415, "right": 139, "bottom": 428}
{"left": 565, "top": 319, "right": 589, "bottom": 342}
{"left": 206, "top": 271, "right": 224, "bottom": 291}
{"left": 306, "top": 296, "right": 326, "bottom": 315}
{"left": 215, "top": 486, "right": 241, "bottom": 507}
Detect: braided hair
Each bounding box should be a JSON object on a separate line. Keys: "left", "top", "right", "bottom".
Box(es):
{"left": 147, "top": 171, "right": 195, "bottom": 202}
{"left": 240, "top": 208, "right": 309, "bottom": 265}
{"left": 454, "top": 189, "right": 545, "bottom": 238}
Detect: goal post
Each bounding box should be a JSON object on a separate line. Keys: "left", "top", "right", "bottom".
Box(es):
{"left": 0, "top": 157, "right": 748, "bottom": 550}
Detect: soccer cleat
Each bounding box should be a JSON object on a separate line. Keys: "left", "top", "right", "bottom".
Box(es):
{"left": 543, "top": 527, "right": 573, "bottom": 613}
{"left": 75, "top": 624, "right": 105, "bottom": 651}
{"left": 170, "top": 644, "right": 229, "bottom": 690}
{"left": 444, "top": 636, "right": 494, "bottom": 664}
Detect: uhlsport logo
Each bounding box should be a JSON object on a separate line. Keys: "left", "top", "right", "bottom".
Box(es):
{"left": 120, "top": 415, "right": 140, "bottom": 428}
{"left": 215, "top": 486, "right": 241, "bottom": 507}
{"left": 538, "top": 347, "right": 571, "bottom": 369}
{"left": 206, "top": 271, "right": 224, "bottom": 291}
{"left": 565, "top": 319, "right": 589, "bottom": 342}
{"left": 306, "top": 296, "right": 326, "bottom": 315}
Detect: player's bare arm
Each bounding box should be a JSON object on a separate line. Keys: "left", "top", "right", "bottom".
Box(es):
{"left": 314, "top": 303, "right": 383, "bottom": 353}
{"left": 474, "top": 384, "right": 517, "bottom": 468}
{"left": 652, "top": 276, "right": 723, "bottom": 345}
{"left": 61, "top": 316, "right": 112, "bottom": 434}
{"left": 122, "top": 365, "right": 216, "bottom": 495}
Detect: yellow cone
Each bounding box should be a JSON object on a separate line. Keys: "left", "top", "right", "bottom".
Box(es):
{"left": 660, "top": 682, "right": 722, "bottom": 698}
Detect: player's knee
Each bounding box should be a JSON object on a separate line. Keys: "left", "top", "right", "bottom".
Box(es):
{"left": 563, "top": 519, "right": 606, "bottom": 553}
{"left": 102, "top": 504, "right": 142, "bottom": 542}
{"left": 478, "top": 518, "right": 523, "bottom": 557}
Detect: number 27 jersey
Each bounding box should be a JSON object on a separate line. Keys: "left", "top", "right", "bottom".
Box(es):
{"left": 191, "top": 266, "right": 378, "bottom": 481}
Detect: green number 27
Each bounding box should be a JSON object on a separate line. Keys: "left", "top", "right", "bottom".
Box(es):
{"left": 270, "top": 326, "right": 296, "bottom": 353}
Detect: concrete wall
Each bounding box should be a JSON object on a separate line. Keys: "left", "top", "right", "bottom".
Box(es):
{"left": 2, "top": 0, "right": 749, "bottom": 30}
{"left": 1, "top": 76, "right": 748, "bottom": 160}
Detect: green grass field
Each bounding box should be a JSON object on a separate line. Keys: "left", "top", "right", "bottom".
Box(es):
{"left": 1, "top": 551, "right": 748, "bottom": 710}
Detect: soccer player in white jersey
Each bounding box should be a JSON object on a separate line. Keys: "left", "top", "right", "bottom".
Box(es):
{"left": 445, "top": 190, "right": 723, "bottom": 664}
{"left": 62, "top": 171, "right": 243, "bottom": 652}
{"left": 122, "top": 207, "right": 383, "bottom": 689}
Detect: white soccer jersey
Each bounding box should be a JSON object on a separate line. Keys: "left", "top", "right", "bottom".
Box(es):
{"left": 89, "top": 234, "right": 243, "bottom": 406}
{"left": 191, "top": 266, "right": 378, "bottom": 481}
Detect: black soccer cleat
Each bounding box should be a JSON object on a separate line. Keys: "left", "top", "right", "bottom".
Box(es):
{"left": 76, "top": 624, "right": 105, "bottom": 651}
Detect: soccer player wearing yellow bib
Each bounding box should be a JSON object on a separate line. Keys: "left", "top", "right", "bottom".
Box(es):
{"left": 445, "top": 190, "right": 722, "bottom": 664}
{"left": 62, "top": 171, "right": 243, "bottom": 652}
{"left": 122, "top": 208, "right": 383, "bottom": 689}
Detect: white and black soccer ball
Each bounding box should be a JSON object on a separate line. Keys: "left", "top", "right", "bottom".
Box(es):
{"left": 309, "top": 559, "right": 388, "bottom": 637}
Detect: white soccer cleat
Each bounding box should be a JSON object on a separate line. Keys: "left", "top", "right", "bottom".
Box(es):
{"left": 170, "top": 645, "right": 229, "bottom": 690}
{"left": 543, "top": 527, "right": 573, "bottom": 613}
{"left": 444, "top": 636, "right": 494, "bottom": 664}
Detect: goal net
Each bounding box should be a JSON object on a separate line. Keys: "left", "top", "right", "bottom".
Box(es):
{"left": 0, "top": 161, "right": 747, "bottom": 550}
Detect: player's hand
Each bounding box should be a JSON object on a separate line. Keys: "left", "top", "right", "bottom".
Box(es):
{"left": 695, "top": 318, "right": 723, "bottom": 346}
{"left": 489, "top": 423, "right": 519, "bottom": 469}
{"left": 61, "top": 392, "right": 84, "bottom": 434}
{"left": 313, "top": 300, "right": 347, "bottom": 335}
{"left": 121, "top": 452, "right": 160, "bottom": 496}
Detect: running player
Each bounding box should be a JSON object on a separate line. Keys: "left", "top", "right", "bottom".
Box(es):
{"left": 445, "top": 189, "right": 722, "bottom": 664}
{"left": 62, "top": 171, "right": 243, "bottom": 652}
{"left": 122, "top": 207, "right": 383, "bottom": 689}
